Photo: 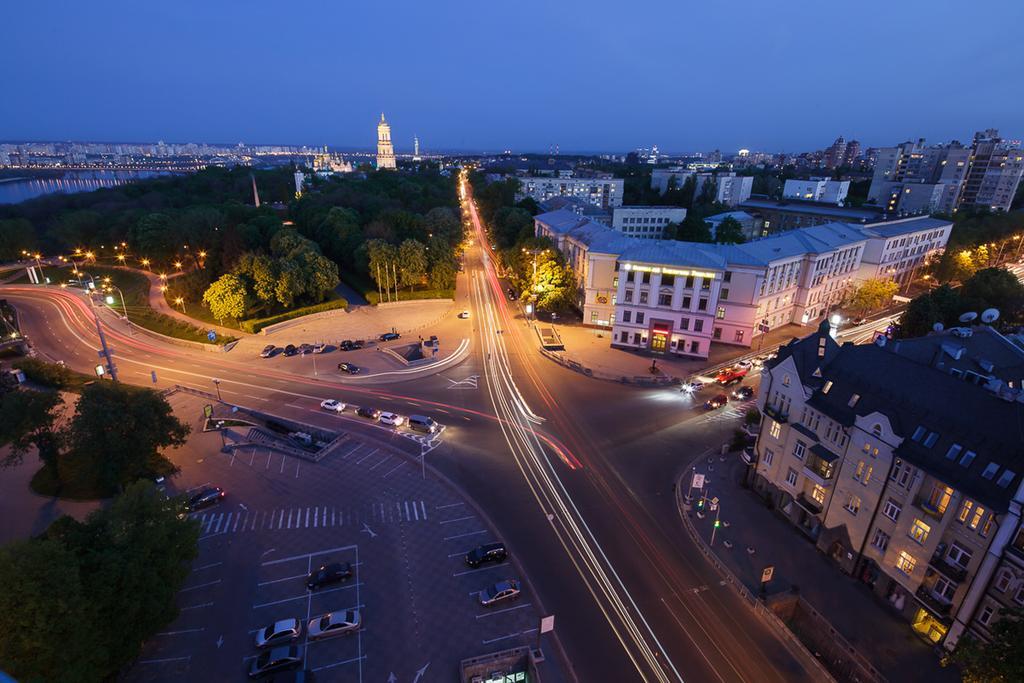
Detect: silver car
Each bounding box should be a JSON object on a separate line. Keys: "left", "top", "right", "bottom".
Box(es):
{"left": 478, "top": 579, "right": 521, "bottom": 606}
{"left": 307, "top": 610, "right": 360, "bottom": 640}
{"left": 254, "top": 617, "right": 301, "bottom": 649}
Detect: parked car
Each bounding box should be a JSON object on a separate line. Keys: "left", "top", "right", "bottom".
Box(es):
{"left": 307, "top": 610, "right": 361, "bottom": 640}
{"left": 479, "top": 579, "right": 521, "bottom": 606}
{"left": 254, "top": 618, "right": 301, "bottom": 649}
{"left": 185, "top": 486, "right": 224, "bottom": 513}
{"left": 732, "top": 385, "right": 755, "bottom": 400}
{"left": 311, "top": 343, "right": 327, "bottom": 354}
{"left": 283, "top": 344, "right": 298, "bottom": 357}
{"left": 379, "top": 332, "right": 400, "bottom": 342}
{"left": 379, "top": 412, "right": 404, "bottom": 427}
{"left": 681, "top": 381, "right": 706, "bottom": 394}
{"left": 298, "top": 343, "right": 314, "bottom": 355}
{"left": 260, "top": 345, "right": 277, "bottom": 358}
{"left": 465, "top": 542, "right": 508, "bottom": 568}
{"left": 851, "top": 316, "right": 866, "bottom": 326}
{"left": 715, "top": 367, "right": 748, "bottom": 385}
{"left": 356, "top": 406, "right": 381, "bottom": 421}
{"left": 408, "top": 415, "right": 438, "bottom": 434}
{"left": 458, "top": 310, "right": 470, "bottom": 319}
{"left": 320, "top": 399, "right": 345, "bottom": 413}
{"left": 248, "top": 645, "right": 301, "bottom": 679}
{"left": 337, "top": 362, "right": 360, "bottom": 375}
{"left": 339, "top": 339, "right": 357, "bottom": 351}
{"left": 704, "top": 393, "right": 729, "bottom": 410}
{"left": 306, "top": 562, "right": 353, "bottom": 590}
{"left": 506, "top": 288, "right": 517, "bottom": 301}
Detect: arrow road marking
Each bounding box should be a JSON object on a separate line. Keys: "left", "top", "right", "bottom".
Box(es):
{"left": 361, "top": 523, "right": 377, "bottom": 539}
{"left": 216, "top": 635, "right": 224, "bottom": 649}
{"left": 412, "top": 663, "right": 430, "bottom": 683}
{"left": 388, "top": 674, "right": 397, "bottom": 683}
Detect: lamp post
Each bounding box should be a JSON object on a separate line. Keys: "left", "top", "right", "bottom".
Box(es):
{"left": 174, "top": 296, "right": 186, "bottom": 314}
{"left": 212, "top": 378, "right": 222, "bottom": 401}
{"left": 104, "top": 283, "right": 133, "bottom": 336}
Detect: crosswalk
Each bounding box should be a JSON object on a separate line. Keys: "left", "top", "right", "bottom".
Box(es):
{"left": 695, "top": 400, "right": 756, "bottom": 424}
{"left": 193, "top": 500, "right": 431, "bottom": 538}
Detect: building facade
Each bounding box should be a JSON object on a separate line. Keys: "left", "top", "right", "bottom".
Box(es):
{"left": 376, "top": 113, "right": 396, "bottom": 170}
{"left": 783, "top": 179, "right": 850, "bottom": 205}
{"left": 855, "top": 217, "right": 953, "bottom": 287}
{"left": 749, "top": 324, "right": 1024, "bottom": 649}
{"left": 651, "top": 167, "right": 694, "bottom": 194}
{"left": 516, "top": 176, "right": 624, "bottom": 209}
{"left": 694, "top": 172, "right": 753, "bottom": 207}
{"left": 611, "top": 206, "right": 686, "bottom": 239}
{"left": 958, "top": 129, "right": 1024, "bottom": 212}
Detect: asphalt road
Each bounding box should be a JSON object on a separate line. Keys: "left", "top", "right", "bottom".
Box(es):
{"left": 3, "top": 182, "right": 826, "bottom": 683}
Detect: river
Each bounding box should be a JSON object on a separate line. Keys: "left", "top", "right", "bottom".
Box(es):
{"left": 0, "top": 169, "right": 177, "bottom": 204}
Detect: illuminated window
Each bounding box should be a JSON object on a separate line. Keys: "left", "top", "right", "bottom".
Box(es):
{"left": 811, "top": 484, "right": 826, "bottom": 505}
{"left": 822, "top": 381, "right": 832, "bottom": 394}
{"left": 958, "top": 500, "right": 973, "bottom": 523}
{"left": 969, "top": 505, "right": 986, "bottom": 531}
{"left": 845, "top": 494, "right": 861, "bottom": 515}
{"left": 896, "top": 551, "right": 917, "bottom": 575}
{"left": 909, "top": 519, "right": 931, "bottom": 544}
{"left": 769, "top": 421, "right": 781, "bottom": 439}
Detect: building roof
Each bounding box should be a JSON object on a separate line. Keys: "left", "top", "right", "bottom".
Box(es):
{"left": 534, "top": 209, "right": 593, "bottom": 235}
{"left": 539, "top": 196, "right": 611, "bottom": 218}
{"left": 718, "top": 222, "right": 867, "bottom": 266}
{"left": 620, "top": 241, "right": 726, "bottom": 271}
{"left": 774, "top": 324, "right": 1024, "bottom": 513}
{"left": 740, "top": 198, "right": 884, "bottom": 222}
{"left": 885, "top": 326, "right": 1024, "bottom": 388}
{"left": 705, "top": 211, "right": 755, "bottom": 224}
{"left": 859, "top": 215, "right": 952, "bottom": 238}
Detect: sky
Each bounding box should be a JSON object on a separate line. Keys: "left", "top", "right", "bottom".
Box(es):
{"left": 2, "top": 1, "right": 1022, "bottom": 154}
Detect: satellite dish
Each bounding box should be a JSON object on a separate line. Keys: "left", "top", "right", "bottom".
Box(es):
{"left": 959, "top": 311, "right": 978, "bottom": 323}
{"left": 981, "top": 308, "right": 1000, "bottom": 324}
{"left": 932, "top": 322, "right": 944, "bottom": 332}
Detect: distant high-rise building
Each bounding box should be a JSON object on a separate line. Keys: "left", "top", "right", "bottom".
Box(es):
{"left": 842, "top": 139, "right": 861, "bottom": 168}
{"left": 376, "top": 113, "right": 396, "bottom": 170}
{"left": 958, "top": 129, "right": 1024, "bottom": 212}
{"left": 824, "top": 136, "right": 847, "bottom": 169}
{"left": 413, "top": 135, "right": 421, "bottom": 161}
{"left": 868, "top": 139, "right": 970, "bottom": 214}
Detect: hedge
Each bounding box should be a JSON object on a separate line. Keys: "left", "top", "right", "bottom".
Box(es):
{"left": 240, "top": 298, "right": 349, "bottom": 333}
{"left": 14, "top": 357, "right": 96, "bottom": 393}
{"left": 365, "top": 289, "right": 454, "bottom": 305}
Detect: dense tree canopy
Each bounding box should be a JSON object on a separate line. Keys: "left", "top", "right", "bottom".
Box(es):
{"left": 847, "top": 278, "right": 899, "bottom": 314}
{"left": 948, "top": 607, "right": 1024, "bottom": 683}
{"left": 898, "top": 267, "right": 1024, "bottom": 337}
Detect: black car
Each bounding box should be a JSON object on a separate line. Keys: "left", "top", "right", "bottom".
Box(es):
{"left": 306, "top": 562, "right": 353, "bottom": 590}
{"left": 185, "top": 486, "right": 224, "bottom": 512}
{"left": 337, "top": 362, "right": 360, "bottom": 375}
{"left": 465, "top": 542, "right": 508, "bottom": 568}
{"left": 339, "top": 339, "right": 363, "bottom": 351}
{"left": 507, "top": 288, "right": 517, "bottom": 301}
{"left": 260, "top": 345, "right": 277, "bottom": 358}
{"left": 248, "top": 645, "right": 301, "bottom": 679}
{"left": 732, "top": 385, "right": 755, "bottom": 400}
{"left": 356, "top": 406, "right": 380, "bottom": 420}
{"left": 378, "top": 332, "right": 400, "bottom": 342}
{"left": 283, "top": 344, "right": 298, "bottom": 357}
{"left": 704, "top": 393, "right": 729, "bottom": 410}
{"left": 298, "top": 343, "right": 314, "bottom": 355}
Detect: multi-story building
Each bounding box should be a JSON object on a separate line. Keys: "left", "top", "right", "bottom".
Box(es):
{"left": 537, "top": 196, "right": 611, "bottom": 225}
{"left": 824, "top": 136, "right": 848, "bottom": 169}
{"left": 868, "top": 139, "right": 970, "bottom": 215}
{"left": 705, "top": 211, "right": 763, "bottom": 241}
{"left": 694, "top": 172, "right": 753, "bottom": 207}
{"left": 651, "top": 167, "right": 694, "bottom": 195}
{"left": 749, "top": 323, "right": 1024, "bottom": 649}
{"left": 739, "top": 198, "right": 885, "bottom": 233}
{"left": 376, "top": 113, "right": 397, "bottom": 170}
{"left": 611, "top": 206, "right": 686, "bottom": 239}
{"left": 516, "top": 176, "right": 624, "bottom": 209}
{"left": 843, "top": 140, "right": 862, "bottom": 168}
{"left": 958, "top": 129, "right": 1024, "bottom": 212}
{"left": 855, "top": 217, "right": 953, "bottom": 287}
{"left": 783, "top": 179, "right": 850, "bottom": 205}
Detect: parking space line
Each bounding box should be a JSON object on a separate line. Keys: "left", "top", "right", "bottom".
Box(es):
{"left": 323, "top": 506, "right": 329, "bottom": 526}
{"left": 252, "top": 582, "right": 361, "bottom": 609}
{"left": 280, "top": 454, "right": 286, "bottom": 474}
{"left": 436, "top": 502, "right": 464, "bottom": 510}
{"left": 333, "top": 508, "right": 337, "bottom": 526}
{"left": 295, "top": 460, "right": 300, "bottom": 478}
{"left": 340, "top": 443, "right": 362, "bottom": 459}
{"left": 444, "top": 530, "right": 488, "bottom": 541}
{"left": 203, "top": 514, "right": 216, "bottom": 534}
{"left": 193, "top": 562, "right": 222, "bottom": 572}
{"left": 453, "top": 563, "right": 509, "bottom": 577}
{"left": 137, "top": 656, "right": 191, "bottom": 665}
{"left": 311, "top": 655, "right": 366, "bottom": 673}
{"left": 257, "top": 573, "right": 307, "bottom": 587}
{"left": 482, "top": 628, "right": 537, "bottom": 645}
{"left": 475, "top": 603, "right": 532, "bottom": 619}
{"left": 179, "top": 602, "right": 214, "bottom": 611}
{"left": 233, "top": 512, "right": 243, "bottom": 532}
{"left": 404, "top": 501, "right": 411, "bottom": 521}
{"left": 288, "top": 509, "right": 294, "bottom": 529}
{"left": 155, "top": 627, "right": 205, "bottom": 636}
{"left": 420, "top": 501, "right": 428, "bottom": 520}
{"left": 440, "top": 515, "right": 475, "bottom": 525}
{"left": 305, "top": 507, "right": 311, "bottom": 527}
{"left": 278, "top": 509, "right": 285, "bottom": 528}
{"left": 368, "top": 455, "right": 391, "bottom": 471}
{"left": 221, "top": 513, "right": 232, "bottom": 533}
{"left": 355, "top": 448, "right": 379, "bottom": 465}
{"left": 179, "top": 579, "right": 221, "bottom": 593}
{"left": 382, "top": 460, "right": 408, "bottom": 478}
{"left": 314, "top": 507, "right": 318, "bottom": 528}
{"left": 262, "top": 544, "right": 359, "bottom": 566}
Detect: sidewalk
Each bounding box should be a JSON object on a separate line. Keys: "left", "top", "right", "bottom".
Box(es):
{"left": 546, "top": 321, "right": 811, "bottom": 382}
{"left": 684, "top": 454, "right": 959, "bottom": 683}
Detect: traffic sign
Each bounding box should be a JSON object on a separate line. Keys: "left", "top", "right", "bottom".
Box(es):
{"left": 207, "top": 330, "right": 217, "bottom": 342}
{"left": 203, "top": 404, "right": 213, "bottom": 419}
{"left": 540, "top": 614, "right": 555, "bottom": 633}
{"left": 761, "top": 566, "right": 774, "bottom": 584}
{"left": 692, "top": 473, "right": 705, "bottom": 489}
{"left": 711, "top": 496, "right": 719, "bottom": 506}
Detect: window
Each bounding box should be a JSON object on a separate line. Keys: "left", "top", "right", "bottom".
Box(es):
{"left": 995, "top": 569, "right": 1012, "bottom": 592}
{"left": 883, "top": 499, "right": 902, "bottom": 522}
{"left": 909, "top": 519, "right": 931, "bottom": 544}
{"left": 626, "top": 271, "right": 635, "bottom": 283}
{"left": 811, "top": 484, "right": 826, "bottom": 505}
{"left": 948, "top": 542, "right": 973, "bottom": 569}
{"left": 896, "top": 551, "right": 917, "bottom": 576}
{"left": 854, "top": 460, "right": 866, "bottom": 481}
{"left": 969, "top": 505, "right": 986, "bottom": 531}
{"left": 636, "top": 312, "right": 645, "bottom": 325}
{"left": 724, "top": 271, "right": 732, "bottom": 282}
{"left": 982, "top": 463, "right": 999, "bottom": 480}
{"left": 945, "top": 444, "right": 963, "bottom": 461}
{"left": 924, "top": 432, "right": 939, "bottom": 448}
{"left": 927, "top": 484, "right": 953, "bottom": 515}
{"left": 998, "top": 470, "right": 1016, "bottom": 488}
{"left": 782, "top": 374, "right": 791, "bottom": 387}
{"left": 982, "top": 513, "right": 994, "bottom": 537}
{"left": 689, "top": 340, "right": 699, "bottom": 353}
{"left": 933, "top": 576, "right": 957, "bottom": 603}
{"left": 845, "top": 494, "right": 861, "bottom": 515}
{"left": 763, "top": 448, "right": 774, "bottom": 465}
{"left": 658, "top": 293, "right": 672, "bottom": 306}
{"left": 785, "top": 468, "right": 798, "bottom": 487}
{"left": 622, "top": 310, "right": 632, "bottom": 323}
{"left": 620, "top": 331, "right": 629, "bottom": 343}
{"left": 1015, "top": 586, "right": 1024, "bottom": 606}
{"left": 848, "top": 393, "right": 860, "bottom": 407}
{"left": 679, "top": 317, "right": 689, "bottom": 330}
{"left": 713, "top": 327, "right": 722, "bottom": 340}
{"left": 716, "top": 306, "right": 726, "bottom": 319}
{"left": 632, "top": 333, "right": 641, "bottom": 344}
{"left": 769, "top": 421, "right": 781, "bottom": 439}
{"left": 912, "top": 426, "right": 927, "bottom": 442}
{"left": 958, "top": 500, "right": 973, "bottom": 524}
{"left": 871, "top": 529, "right": 890, "bottom": 551}
{"left": 891, "top": 460, "right": 914, "bottom": 489}
{"left": 642, "top": 271, "right": 651, "bottom": 284}
{"left": 685, "top": 275, "right": 694, "bottom": 288}
{"left": 822, "top": 380, "right": 833, "bottom": 394}
{"left": 721, "top": 289, "right": 729, "bottom": 301}
{"left": 960, "top": 450, "right": 977, "bottom": 467}
{"left": 661, "top": 274, "right": 674, "bottom": 287}
{"left": 591, "top": 311, "right": 598, "bottom": 323}
{"left": 698, "top": 298, "right": 708, "bottom": 311}
{"left": 734, "top": 330, "right": 745, "bottom": 343}
{"left": 682, "top": 296, "right": 691, "bottom": 308}
{"left": 978, "top": 605, "right": 994, "bottom": 626}
{"left": 863, "top": 464, "right": 873, "bottom": 485}
{"left": 793, "top": 440, "right": 806, "bottom": 460}
{"left": 625, "top": 290, "right": 633, "bottom": 303}
{"left": 701, "top": 278, "right": 711, "bottom": 290}
{"left": 693, "top": 319, "right": 704, "bottom": 332}
{"left": 639, "top": 291, "right": 649, "bottom": 305}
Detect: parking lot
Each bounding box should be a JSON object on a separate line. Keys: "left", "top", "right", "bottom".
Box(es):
{"left": 128, "top": 394, "right": 552, "bottom": 682}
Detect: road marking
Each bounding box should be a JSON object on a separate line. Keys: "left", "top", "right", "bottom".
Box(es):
{"left": 220, "top": 512, "right": 232, "bottom": 533}
{"left": 287, "top": 509, "right": 293, "bottom": 529}
{"left": 440, "top": 515, "right": 475, "bottom": 525}
{"left": 137, "top": 656, "right": 191, "bottom": 665}
{"left": 234, "top": 511, "right": 244, "bottom": 532}
{"left": 332, "top": 508, "right": 337, "bottom": 526}
{"left": 179, "top": 602, "right": 214, "bottom": 611}
{"left": 311, "top": 655, "right": 366, "bottom": 673}
{"left": 313, "top": 507, "right": 318, "bottom": 528}
{"left": 278, "top": 509, "right": 285, "bottom": 529}
{"left": 155, "top": 627, "right": 205, "bottom": 636}
{"left": 361, "top": 523, "right": 377, "bottom": 539}
{"left": 404, "top": 501, "right": 411, "bottom": 521}
{"left": 368, "top": 455, "right": 391, "bottom": 471}
{"left": 305, "top": 507, "right": 311, "bottom": 528}
{"left": 355, "top": 448, "right": 379, "bottom": 465}
{"left": 257, "top": 573, "right": 308, "bottom": 587}
{"left": 382, "top": 460, "right": 408, "bottom": 478}
{"left": 482, "top": 628, "right": 537, "bottom": 645}
{"left": 443, "top": 530, "right": 488, "bottom": 541}
{"left": 178, "top": 579, "right": 221, "bottom": 593}
{"left": 193, "top": 562, "right": 222, "bottom": 572}
{"left": 262, "top": 544, "right": 359, "bottom": 567}
{"left": 475, "top": 603, "right": 532, "bottom": 619}
{"left": 436, "top": 502, "right": 464, "bottom": 510}
{"left": 295, "top": 460, "right": 301, "bottom": 478}
{"left": 420, "top": 501, "right": 428, "bottom": 520}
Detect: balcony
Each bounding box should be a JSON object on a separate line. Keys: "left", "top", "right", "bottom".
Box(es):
{"left": 914, "top": 497, "right": 947, "bottom": 522}
{"left": 763, "top": 404, "right": 789, "bottom": 424}
{"left": 742, "top": 421, "right": 760, "bottom": 438}
{"left": 915, "top": 585, "right": 953, "bottom": 618}
{"left": 741, "top": 446, "right": 755, "bottom": 465}
{"left": 929, "top": 548, "right": 968, "bottom": 583}
{"left": 796, "top": 492, "right": 824, "bottom": 515}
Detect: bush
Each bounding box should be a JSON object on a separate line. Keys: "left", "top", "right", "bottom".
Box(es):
{"left": 13, "top": 358, "right": 93, "bottom": 392}
{"left": 365, "top": 288, "right": 454, "bottom": 304}
{"left": 240, "top": 298, "right": 349, "bottom": 333}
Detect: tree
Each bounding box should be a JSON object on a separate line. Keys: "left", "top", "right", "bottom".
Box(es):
{"left": 948, "top": 607, "right": 1024, "bottom": 683}
{"left": 131, "top": 213, "right": 177, "bottom": 259}
{"left": 933, "top": 249, "right": 978, "bottom": 283}
{"left": 714, "top": 216, "right": 747, "bottom": 244}
{"left": 397, "top": 239, "right": 428, "bottom": 290}
{"left": 676, "top": 213, "right": 713, "bottom": 243}
{"left": 203, "top": 273, "right": 249, "bottom": 321}
{"left": 959, "top": 267, "right": 1024, "bottom": 322}
{"left": 898, "top": 284, "right": 962, "bottom": 338}
{"left": 0, "top": 218, "right": 36, "bottom": 261}
{"left": 64, "top": 383, "right": 189, "bottom": 493}
{"left": 429, "top": 259, "right": 457, "bottom": 290}
{"left": 365, "top": 239, "right": 398, "bottom": 291}
{"left": 233, "top": 252, "right": 278, "bottom": 305}
{"left": 533, "top": 255, "right": 576, "bottom": 311}
{"left": 847, "top": 278, "right": 899, "bottom": 314}
{"left": 274, "top": 260, "right": 301, "bottom": 308}
{"left": 0, "top": 389, "right": 63, "bottom": 476}
{"left": 695, "top": 176, "right": 719, "bottom": 207}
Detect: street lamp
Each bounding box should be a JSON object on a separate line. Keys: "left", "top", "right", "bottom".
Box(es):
{"left": 141, "top": 258, "right": 151, "bottom": 268}
{"left": 212, "top": 378, "right": 222, "bottom": 401}
{"left": 174, "top": 296, "right": 186, "bottom": 313}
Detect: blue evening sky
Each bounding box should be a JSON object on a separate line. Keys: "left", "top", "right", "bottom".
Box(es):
{"left": 1, "top": 1, "right": 1021, "bottom": 153}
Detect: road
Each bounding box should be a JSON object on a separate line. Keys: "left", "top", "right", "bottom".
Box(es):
{"left": 2, "top": 179, "right": 827, "bottom": 682}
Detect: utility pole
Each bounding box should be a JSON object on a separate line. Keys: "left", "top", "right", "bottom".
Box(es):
{"left": 88, "top": 297, "right": 118, "bottom": 382}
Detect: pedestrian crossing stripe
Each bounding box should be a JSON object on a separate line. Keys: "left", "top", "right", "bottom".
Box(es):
{"left": 194, "top": 500, "right": 433, "bottom": 537}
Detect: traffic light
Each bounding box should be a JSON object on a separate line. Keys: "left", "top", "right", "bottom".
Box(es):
{"left": 697, "top": 498, "right": 705, "bottom": 510}
{"left": 714, "top": 520, "right": 721, "bottom": 529}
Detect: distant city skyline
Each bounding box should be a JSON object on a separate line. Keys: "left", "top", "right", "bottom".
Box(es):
{"left": 2, "top": 2, "right": 1022, "bottom": 152}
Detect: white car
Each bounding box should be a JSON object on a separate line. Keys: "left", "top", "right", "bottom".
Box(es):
{"left": 682, "top": 381, "right": 706, "bottom": 394}
{"left": 736, "top": 359, "right": 753, "bottom": 369}
{"left": 307, "top": 610, "right": 360, "bottom": 640}
{"left": 254, "top": 617, "right": 301, "bottom": 649}
{"left": 379, "top": 412, "right": 404, "bottom": 427}
{"left": 320, "top": 399, "right": 345, "bottom": 413}
{"left": 312, "top": 343, "right": 327, "bottom": 354}
{"left": 458, "top": 310, "right": 470, "bottom": 319}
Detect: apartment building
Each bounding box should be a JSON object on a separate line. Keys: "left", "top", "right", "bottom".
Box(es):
{"left": 868, "top": 140, "right": 970, "bottom": 215}
{"left": 783, "top": 179, "right": 850, "bottom": 205}
{"left": 694, "top": 172, "right": 753, "bottom": 207}
{"left": 959, "top": 129, "right": 1024, "bottom": 212}
{"left": 611, "top": 206, "right": 686, "bottom": 239}
{"left": 749, "top": 323, "right": 1024, "bottom": 649}
{"left": 651, "top": 167, "right": 694, "bottom": 194}
{"left": 739, "top": 198, "right": 885, "bottom": 233}
{"left": 856, "top": 217, "right": 953, "bottom": 287}
{"left": 515, "top": 175, "right": 624, "bottom": 209}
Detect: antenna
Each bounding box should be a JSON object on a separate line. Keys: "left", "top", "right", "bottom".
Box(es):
{"left": 958, "top": 311, "right": 977, "bottom": 324}
{"left": 981, "top": 308, "right": 1000, "bottom": 324}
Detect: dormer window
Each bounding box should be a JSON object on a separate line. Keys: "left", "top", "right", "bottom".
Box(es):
{"left": 822, "top": 381, "right": 833, "bottom": 394}
{"left": 945, "top": 444, "right": 962, "bottom": 461}
{"left": 848, "top": 394, "right": 860, "bottom": 408}
{"left": 981, "top": 463, "right": 999, "bottom": 480}
{"left": 997, "top": 470, "right": 1016, "bottom": 488}
{"left": 924, "top": 432, "right": 939, "bottom": 448}
{"left": 911, "top": 426, "right": 926, "bottom": 442}
{"left": 872, "top": 424, "right": 882, "bottom": 437}
{"left": 959, "top": 450, "right": 977, "bottom": 467}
